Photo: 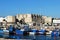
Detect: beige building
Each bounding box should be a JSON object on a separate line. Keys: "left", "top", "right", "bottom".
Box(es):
{"left": 16, "top": 14, "right": 43, "bottom": 25}
{"left": 42, "top": 16, "right": 52, "bottom": 25}
{"left": 16, "top": 14, "right": 32, "bottom": 23}
{"left": 24, "top": 14, "right": 32, "bottom": 23}
{"left": 16, "top": 14, "right": 24, "bottom": 21}
{"left": 6, "top": 16, "right": 16, "bottom": 26}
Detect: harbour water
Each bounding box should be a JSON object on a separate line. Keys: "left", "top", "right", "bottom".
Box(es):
{"left": 0, "top": 33, "right": 60, "bottom": 40}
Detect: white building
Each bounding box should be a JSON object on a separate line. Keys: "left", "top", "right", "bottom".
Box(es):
{"left": 0, "top": 17, "right": 7, "bottom": 26}
{"left": 16, "top": 14, "right": 32, "bottom": 23}
{"left": 53, "top": 19, "right": 60, "bottom": 26}
{"left": 42, "top": 16, "right": 52, "bottom": 25}
{"left": 53, "top": 20, "right": 60, "bottom": 23}
{"left": 0, "top": 17, "right": 5, "bottom": 22}
{"left": 6, "top": 16, "right": 16, "bottom": 26}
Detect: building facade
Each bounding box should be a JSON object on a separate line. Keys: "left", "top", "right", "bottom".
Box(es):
{"left": 42, "top": 16, "right": 52, "bottom": 25}
{"left": 6, "top": 16, "right": 16, "bottom": 26}
{"left": 16, "top": 14, "right": 32, "bottom": 23}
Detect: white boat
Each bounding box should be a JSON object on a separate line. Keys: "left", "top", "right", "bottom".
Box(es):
{"left": 38, "top": 29, "right": 45, "bottom": 35}
{"left": 29, "top": 32, "right": 35, "bottom": 35}
{"left": 3, "top": 30, "right": 9, "bottom": 34}
{"left": 20, "top": 29, "right": 25, "bottom": 31}
{"left": 29, "top": 29, "right": 37, "bottom": 35}
{"left": 46, "top": 31, "right": 52, "bottom": 35}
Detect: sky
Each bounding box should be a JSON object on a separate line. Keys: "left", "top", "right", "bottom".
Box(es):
{"left": 0, "top": 0, "right": 60, "bottom": 18}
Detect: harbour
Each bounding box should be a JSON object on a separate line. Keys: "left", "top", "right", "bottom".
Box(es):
{"left": 0, "top": 14, "right": 60, "bottom": 40}
{"left": 0, "top": 0, "right": 60, "bottom": 40}
{"left": 0, "top": 34, "right": 60, "bottom": 40}
{"left": 0, "top": 25, "right": 60, "bottom": 40}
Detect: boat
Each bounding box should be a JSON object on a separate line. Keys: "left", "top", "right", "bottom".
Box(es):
{"left": 0, "top": 29, "right": 3, "bottom": 34}
{"left": 51, "top": 30, "right": 59, "bottom": 37}
{"left": 46, "top": 31, "right": 52, "bottom": 35}
{"left": 8, "top": 25, "right": 14, "bottom": 35}
{"left": 3, "top": 29, "right": 9, "bottom": 34}
{"left": 39, "top": 29, "right": 46, "bottom": 35}
{"left": 29, "top": 29, "right": 37, "bottom": 35}
{"left": 15, "top": 29, "right": 24, "bottom": 35}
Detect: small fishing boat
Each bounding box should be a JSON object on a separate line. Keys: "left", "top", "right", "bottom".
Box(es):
{"left": 46, "top": 31, "right": 52, "bottom": 35}
{"left": 8, "top": 25, "right": 14, "bottom": 35}
{"left": 15, "top": 29, "right": 24, "bottom": 35}
{"left": 3, "top": 29, "right": 9, "bottom": 34}
{"left": 0, "top": 29, "right": 3, "bottom": 33}
{"left": 51, "top": 30, "right": 59, "bottom": 37}
{"left": 29, "top": 29, "right": 37, "bottom": 35}
{"left": 39, "top": 29, "right": 46, "bottom": 35}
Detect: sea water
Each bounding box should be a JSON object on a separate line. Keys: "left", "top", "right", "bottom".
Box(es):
{"left": 0, "top": 33, "right": 60, "bottom": 40}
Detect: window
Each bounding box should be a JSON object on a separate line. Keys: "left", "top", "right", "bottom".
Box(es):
{"left": 33, "top": 23, "right": 36, "bottom": 26}
{"left": 37, "top": 23, "right": 40, "bottom": 26}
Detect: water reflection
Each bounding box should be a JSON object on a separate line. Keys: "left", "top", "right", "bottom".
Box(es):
{"left": 0, "top": 33, "right": 60, "bottom": 40}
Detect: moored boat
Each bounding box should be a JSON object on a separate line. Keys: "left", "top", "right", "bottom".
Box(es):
{"left": 46, "top": 31, "right": 52, "bottom": 35}
{"left": 29, "top": 29, "right": 37, "bottom": 35}
{"left": 39, "top": 29, "right": 46, "bottom": 35}
{"left": 51, "top": 30, "right": 59, "bottom": 37}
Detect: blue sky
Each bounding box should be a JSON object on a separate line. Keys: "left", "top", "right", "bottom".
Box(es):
{"left": 0, "top": 0, "right": 60, "bottom": 18}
